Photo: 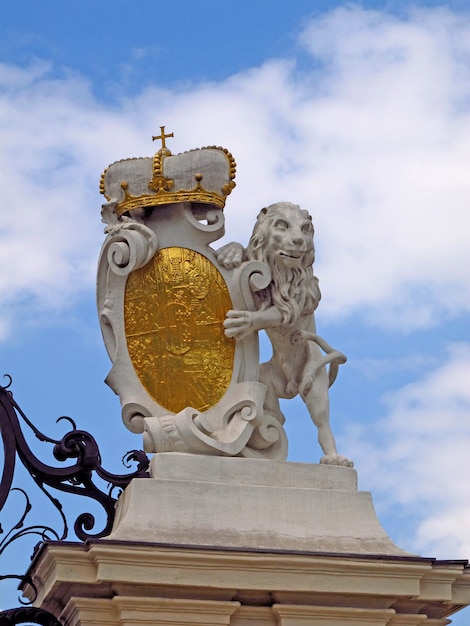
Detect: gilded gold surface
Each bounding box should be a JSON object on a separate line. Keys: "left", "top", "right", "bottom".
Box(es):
{"left": 151, "top": 125, "right": 174, "bottom": 156}
{"left": 124, "top": 247, "right": 234, "bottom": 413}
{"left": 115, "top": 188, "right": 226, "bottom": 216}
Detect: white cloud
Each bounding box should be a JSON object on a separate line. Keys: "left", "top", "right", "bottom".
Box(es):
{"left": 345, "top": 342, "right": 470, "bottom": 557}
{"left": 0, "top": 62, "right": 151, "bottom": 338}
{"left": 294, "top": 6, "right": 470, "bottom": 324}
{"left": 1, "top": 6, "right": 470, "bottom": 338}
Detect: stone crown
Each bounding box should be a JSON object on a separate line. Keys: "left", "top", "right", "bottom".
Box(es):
{"left": 100, "top": 141, "right": 236, "bottom": 216}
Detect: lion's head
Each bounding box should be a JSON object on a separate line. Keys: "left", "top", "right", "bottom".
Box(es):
{"left": 246, "top": 202, "right": 321, "bottom": 324}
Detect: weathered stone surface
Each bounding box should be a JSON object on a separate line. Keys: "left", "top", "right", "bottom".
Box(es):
{"left": 98, "top": 139, "right": 351, "bottom": 464}
{"left": 219, "top": 202, "right": 352, "bottom": 467}
{"left": 106, "top": 453, "right": 409, "bottom": 556}
{"left": 24, "top": 541, "right": 470, "bottom": 625}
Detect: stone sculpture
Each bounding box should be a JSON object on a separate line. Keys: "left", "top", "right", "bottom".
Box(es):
{"left": 216, "top": 202, "right": 352, "bottom": 467}
{"left": 97, "top": 128, "right": 351, "bottom": 465}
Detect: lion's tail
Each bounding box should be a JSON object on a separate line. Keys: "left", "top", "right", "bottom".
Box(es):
{"left": 293, "top": 330, "right": 347, "bottom": 388}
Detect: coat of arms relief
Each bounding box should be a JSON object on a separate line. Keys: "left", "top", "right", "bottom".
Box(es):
{"left": 98, "top": 128, "right": 351, "bottom": 466}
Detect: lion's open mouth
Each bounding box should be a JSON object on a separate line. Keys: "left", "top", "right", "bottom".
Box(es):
{"left": 279, "top": 251, "right": 302, "bottom": 259}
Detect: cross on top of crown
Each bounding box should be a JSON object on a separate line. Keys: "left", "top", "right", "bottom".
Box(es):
{"left": 152, "top": 126, "right": 174, "bottom": 156}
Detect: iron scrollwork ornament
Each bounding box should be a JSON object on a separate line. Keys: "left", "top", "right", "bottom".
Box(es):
{"left": 0, "top": 607, "right": 63, "bottom": 626}
{"left": 0, "top": 375, "right": 150, "bottom": 615}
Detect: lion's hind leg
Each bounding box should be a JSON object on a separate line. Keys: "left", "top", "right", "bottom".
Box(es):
{"left": 300, "top": 366, "right": 353, "bottom": 468}
{"left": 259, "top": 361, "right": 287, "bottom": 425}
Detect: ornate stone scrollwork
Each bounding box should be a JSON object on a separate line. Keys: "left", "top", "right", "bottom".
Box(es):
{"left": 96, "top": 198, "right": 287, "bottom": 460}
{"left": 97, "top": 137, "right": 349, "bottom": 464}
{"left": 142, "top": 380, "right": 287, "bottom": 459}
{"left": 182, "top": 203, "right": 225, "bottom": 240}
{"left": 100, "top": 204, "right": 159, "bottom": 277}
{"left": 97, "top": 202, "right": 159, "bottom": 364}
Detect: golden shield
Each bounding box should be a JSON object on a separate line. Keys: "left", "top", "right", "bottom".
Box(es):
{"left": 124, "top": 247, "right": 235, "bottom": 413}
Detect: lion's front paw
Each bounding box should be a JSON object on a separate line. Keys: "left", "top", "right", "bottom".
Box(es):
{"left": 214, "top": 242, "right": 244, "bottom": 269}
{"left": 320, "top": 454, "right": 354, "bottom": 468}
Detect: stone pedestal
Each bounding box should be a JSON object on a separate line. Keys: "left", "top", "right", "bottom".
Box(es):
{"left": 24, "top": 455, "right": 470, "bottom": 625}
{"left": 109, "top": 453, "right": 410, "bottom": 555}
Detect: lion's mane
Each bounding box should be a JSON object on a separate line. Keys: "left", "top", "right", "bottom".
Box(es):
{"left": 246, "top": 202, "right": 321, "bottom": 325}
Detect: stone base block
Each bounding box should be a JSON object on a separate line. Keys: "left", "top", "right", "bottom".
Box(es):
{"left": 20, "top": 456, "right": 470, "bottom": 625}
{"left": 107, "top": 453, "right": 409, "bottom": 556}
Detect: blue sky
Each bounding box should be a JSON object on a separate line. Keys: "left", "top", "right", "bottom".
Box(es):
{"left": 1, "top": 1, "right": 470, "bottom": 621}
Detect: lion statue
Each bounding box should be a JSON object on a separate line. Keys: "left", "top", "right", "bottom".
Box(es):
{"left": 215, "top": 202, "right": 352, "bottom": 467}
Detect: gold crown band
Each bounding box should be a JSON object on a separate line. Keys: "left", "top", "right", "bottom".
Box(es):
{"left": 114, "top": 187, "right": 231, "bottom": 216}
